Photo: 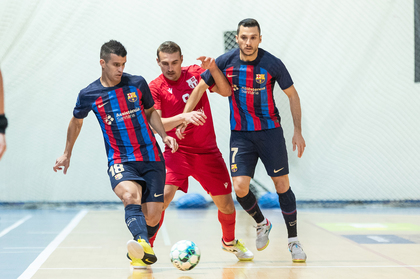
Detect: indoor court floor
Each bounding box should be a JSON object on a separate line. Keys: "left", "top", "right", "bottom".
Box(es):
{"left": 1, "top": 205, "right": 420, "bottom": 279}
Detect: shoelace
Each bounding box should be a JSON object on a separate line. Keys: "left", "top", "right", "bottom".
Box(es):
{"left": 235, "top": 239, "right": 247, "bottom": 252}
{"left": 288, "top": 242, "right": 301, "bottom": 252}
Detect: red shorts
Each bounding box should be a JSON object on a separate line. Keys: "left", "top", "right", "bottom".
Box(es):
{"left": 164, "top": 149, "right": 232, "bottom": 196}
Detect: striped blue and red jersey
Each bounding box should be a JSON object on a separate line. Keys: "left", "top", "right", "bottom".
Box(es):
{"left": 201, "top": 48, "right": 294, "bottom": 131}
{"left": 73, "top": 73, "right": 162, "bottom": 166}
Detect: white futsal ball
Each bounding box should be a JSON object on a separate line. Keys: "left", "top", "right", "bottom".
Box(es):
{"left": 170, "top": 240, "right": 201, "bottom": 271}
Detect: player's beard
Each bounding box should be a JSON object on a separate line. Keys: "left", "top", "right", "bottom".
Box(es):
{"left": 240, "top": 47, "right": 258, "bottom": 58}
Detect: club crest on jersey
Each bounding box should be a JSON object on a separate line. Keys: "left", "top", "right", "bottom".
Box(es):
{"left": 231, "top": 164, "right": 237, "bottom": 172}
{"left": 127, "top": 92, "right": 138, "bottom": 102}
{"left": 186, "top": 76, "right": 198, "bottom": 89}
{"left": 256, "top": 74, "right": 265, "bottom": 84}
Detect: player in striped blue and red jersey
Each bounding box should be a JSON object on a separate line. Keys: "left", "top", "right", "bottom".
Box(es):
{"left": 53, "top": 40, "right": 178, "bottom": 268}
{"left": 182, "top": 19, "right": 307, "bottom": 262}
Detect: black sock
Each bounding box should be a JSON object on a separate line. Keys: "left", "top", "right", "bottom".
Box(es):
{"left": 278, "top": 187, "right": 297, "bottom": 238}
{"left": 147, "top": 223, "right": 159, "bottom": 240}
{"left": 236, "top": 190, "right": 264, "bottom": 223}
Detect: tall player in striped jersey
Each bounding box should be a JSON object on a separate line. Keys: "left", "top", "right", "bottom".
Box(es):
{"left": 182, "top": 19, "right": 307, "bottom": 262}
{"left": 148, "top": 41, "right": 253, "bottom": 261}
{"left": 53, "top": 40, "right": 178, "bottom": 268}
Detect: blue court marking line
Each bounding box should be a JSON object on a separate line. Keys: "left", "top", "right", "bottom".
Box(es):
{"left": 343, "top": 234, "right": 415, "bottom": 244}
{"left": 0, "top": 215, "right": 32, "bottom": 238}
{"left": 17, "top": 210, "right": 88, "bottom": 279}
{"left": 308, "top": 220, "right": 420, "bottom": 275}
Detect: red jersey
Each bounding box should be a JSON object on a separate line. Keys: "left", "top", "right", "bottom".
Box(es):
{"left": 149, "top": 65, "right": 218, "bottom": 153}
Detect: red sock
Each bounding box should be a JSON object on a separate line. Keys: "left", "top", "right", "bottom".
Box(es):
{"left": 149, "top": 210, "right": 165, "bottom": 247}
{"left": 218, "top": 210, "right": 236, "bottom": 243}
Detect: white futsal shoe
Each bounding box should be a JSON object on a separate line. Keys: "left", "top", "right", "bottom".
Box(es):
{"left": 222, "top": 239, "right": 254, "bottom": 261}
{"left": 288, "top": 241, "right": 307, "bottom": 263}
{"left": 256, "top": 218, "right": 272, "bottom": 251}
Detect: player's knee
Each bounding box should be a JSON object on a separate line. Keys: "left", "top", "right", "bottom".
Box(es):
{"left": 273, "top": 175, "right": 290, "bottom": 194}
{"left": 233, "top": 183, "right": 249, "bottom": 197}
{"left": 120, "top": 192, "right": 138, "bottom": 205}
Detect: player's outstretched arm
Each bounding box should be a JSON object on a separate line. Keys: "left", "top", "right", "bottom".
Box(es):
{"left": 183, "top": 79, "right": 208, "bottom": 114}
{"left": 155, "top": 109, "right": 207, "bottom": 132}
{"left": 197, "top": 56, "right": 231, "bottom": 97}
{"left": 145, "top": 107, "right": 178, "bottom": 153}
{"left": 53, "top": 117, "right": 84, "bottom": 174}
{"left": 283, "top": 85, "right": 306, "bottom": 158}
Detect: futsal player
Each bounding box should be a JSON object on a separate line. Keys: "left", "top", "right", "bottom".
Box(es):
{"left": 181, "top": 19, "right": 307, "bottom": 262}
{"left": 0, "top": 69, "right": 7, "bottom": 161}
{"left": 148, "top": 41, "right": 253, "bottom": 261}
{"left": 53, "top": 40, "right": 178, "bottom": 268}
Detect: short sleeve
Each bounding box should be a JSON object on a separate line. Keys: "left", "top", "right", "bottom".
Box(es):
{"left": 73, "top": 91, "right": 91, "bottom": 119}
{"left": 272, "top": 58, "right": 294, "bottom": 90}
{"left": 138, "top": 77, "right": 155, "bottom": 110}
{"left": 149, "top": 81, "right": 161, "bottom": 111}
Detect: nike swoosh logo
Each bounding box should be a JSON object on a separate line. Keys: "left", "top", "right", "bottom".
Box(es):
{"left": 227, "top": 74, "right": 237, "bottom": 78}
{"left": 154, "top": 193, "right": 163, "bottom": 197}
{"left": 98, "top": 102, "right": 109, "bottom": 108}
{"left": 144, "top": 258, "right": 153, "bottom": 263}
{"left": 274, "top": 167, "right": 284, "bottom": 173}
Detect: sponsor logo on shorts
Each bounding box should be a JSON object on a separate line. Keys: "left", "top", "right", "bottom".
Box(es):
{"left": 127, "top": 92, "right": 138, "bottom": 102}
{"left": 115, "top": 173, "right": 123, "bottom": 180}
{"left": 231, "top": 164, "right": 237, "bottom": 172}
{"left": 224, "top": 182, "right": 229, "bottom": 188}
{"left": 274, "top": 167, "right": 284, "bottom": 173}
{"left": 154, "top": 193, "right": 163, "bottom": 198}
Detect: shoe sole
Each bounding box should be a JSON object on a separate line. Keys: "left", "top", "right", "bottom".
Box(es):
{"left": 127, "top": 240, "right": 145, "bottom": 259}
{"left": 257, "top": 239, "right": 269, "bottom": 251}
{"left": 292, "top": 259, "right": 306, "bottom": 263}
{"left": 238, "top": 257, "right": 254, "bottom": 261}
{"left": 221, "top": 246, "right": 254, "bottom": 261}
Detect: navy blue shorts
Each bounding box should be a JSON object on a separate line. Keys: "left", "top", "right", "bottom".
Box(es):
{"left": 229, "top": 127, "right": 289, "bottom": 178}
{"left": 108, "top": 161, "right": 166, "bottom": 203}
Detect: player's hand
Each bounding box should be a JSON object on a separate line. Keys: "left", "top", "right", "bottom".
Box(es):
{"left": 175, "top": 122, "right": 188, "bottom": 140}
{"left": 197, "top": 56, "right": 216, "bottom": 71}
{"left": 53, "top": 154, "right": 71, "bottom": 174}
{"left": 183, "top": 110, "right": 207, "bottom": 126}
{"left": 0, "top": 134, "right": 6, "bottom": 161}
{"left": 292, "top": 131, "right": 306, "bottom": 158}
{"left": 163, "top": 136, "right": 178, "bottom": 153}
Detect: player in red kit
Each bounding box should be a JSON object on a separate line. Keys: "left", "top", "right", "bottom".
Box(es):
{"left": 148, "top": 41, "right": 253, "bottom": 261}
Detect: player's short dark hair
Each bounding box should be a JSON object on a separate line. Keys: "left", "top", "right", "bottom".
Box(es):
{"left": 237, "top": 18, "right": 261, "bottom": 35}
{"left": 100, "top": 40, "right": 127, "bottom": 62}
{"left": 157, "top": 41, "right": 182, "bottom": 60}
